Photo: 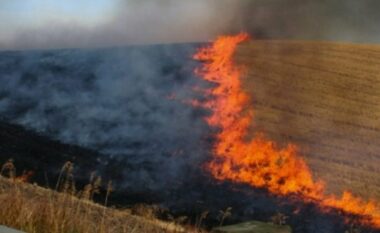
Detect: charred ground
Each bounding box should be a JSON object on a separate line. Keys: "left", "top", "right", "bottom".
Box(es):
{"left": 0, "top": 42, "right": 379, "bottom": 233}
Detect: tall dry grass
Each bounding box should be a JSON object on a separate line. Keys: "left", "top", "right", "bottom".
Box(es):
{"left": 0, "top": 160, "right": 185, "bottom": 233}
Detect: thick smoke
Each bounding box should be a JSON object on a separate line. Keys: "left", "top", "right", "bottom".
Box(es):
{"left": 0, "top": 44, "right": 210, "bottom": 193}
{"left": 236, "top": 0, "right": 380, "bottom": 43}
{"left": 2, "top": 0, "right": 380, "bottom": 50}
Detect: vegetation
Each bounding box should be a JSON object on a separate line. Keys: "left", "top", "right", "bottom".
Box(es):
{"left": 0, "top": 160, "right": 186, "bottom": 233}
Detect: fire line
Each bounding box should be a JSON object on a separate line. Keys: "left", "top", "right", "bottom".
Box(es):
{"left": 193, "top": 33, "right": 380, "bottom": 228}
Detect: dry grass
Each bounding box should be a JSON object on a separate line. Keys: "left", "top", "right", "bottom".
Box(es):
{"left": 236, "top": 40, "right": 380, "bottom": 200}
{"left": 0, "top": 161, "right": 189, "bottom": 233}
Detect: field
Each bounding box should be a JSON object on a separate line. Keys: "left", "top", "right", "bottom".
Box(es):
{"left": 0, "top": 172, "right": 290, "bottom": 233}
{"left": 0, "top": 173, "right": 184, "bottom": 233}
{"left": 236, "top": 40, "right": 380, "bottom": 200}
{"left": 1, "top": 40, "right": 379, "bottom": 232}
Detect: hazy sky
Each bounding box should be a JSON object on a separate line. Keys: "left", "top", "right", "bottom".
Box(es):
{"left": 0, "top": 0, "right": 114, "bottom": 40}
{"left": 2, "top": 0, "right": 380, "bottom": 50}
{"left": 0, "top": 0, "right": 114, "bottom": 26}
{"left": 0, "top": 0, "right": 240, "bottom": 50}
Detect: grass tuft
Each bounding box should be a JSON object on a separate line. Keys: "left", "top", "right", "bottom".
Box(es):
{"left": 0, "top": 160, "right": 188, "bottom": 233}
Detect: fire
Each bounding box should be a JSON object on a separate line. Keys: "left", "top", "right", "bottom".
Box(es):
{"left": 193, "top": 33, "right": 380, "bottom": 227}
{"left": 16, "top": 171, "right": 34, "bottom": 183}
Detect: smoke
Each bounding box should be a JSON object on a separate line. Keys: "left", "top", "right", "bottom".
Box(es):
{"left": 0, "top": 0, "right": 241, "bottom": 50}
{"left": 236, "top": 0, "right": 380, "bottom": 43}
{"left": 0, "top": 44, "right": 211, "bottom": 193}
{"left": 3, "top": 0, "right": 380, "bottom": 50}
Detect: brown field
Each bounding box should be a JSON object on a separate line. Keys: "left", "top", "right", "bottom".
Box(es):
{"left": 236, "top": 40, "right": 380, "bottom": 200}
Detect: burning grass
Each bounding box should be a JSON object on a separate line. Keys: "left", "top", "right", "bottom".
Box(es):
{"left": 193, "top": 34, "right": 380, "bottom": 229}
{"left": 0, "top": 161, "right": 186, "bottom": 233}
{"left": 235, "top": 40, "right": 380, "bottom": 201}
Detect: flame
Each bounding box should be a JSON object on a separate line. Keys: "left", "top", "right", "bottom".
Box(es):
{"left": 193, "top": 33, "right": 380, "bottom": 228}
{"left": 16, "top": 171, "right": 34, "bottom": 183}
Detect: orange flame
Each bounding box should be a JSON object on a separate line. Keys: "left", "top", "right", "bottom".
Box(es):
{"left": 16, "top": 170, "right": 34, "bottom": 183}
{"left": 193, "top": 33, "right": 380, "bottom": 228}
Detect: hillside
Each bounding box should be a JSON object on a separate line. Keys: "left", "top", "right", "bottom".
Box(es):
{"left": 0, "top": 121, "right": 103, "bottom": 185}
{"left": 1, "top": 41, "right": 379, "bottom": 232}
{"left": 0, "top": 175, "right": 184, "bottom": 233}
{"left": 236, "top": 40, "right": 380, "bottom": 200}
{"left": 0, "top": 44, "right": 205, "bottom": 204}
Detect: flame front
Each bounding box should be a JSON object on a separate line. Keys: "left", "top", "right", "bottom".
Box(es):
{"left": 193, "top": 33, "right": 380, "bottom": 228}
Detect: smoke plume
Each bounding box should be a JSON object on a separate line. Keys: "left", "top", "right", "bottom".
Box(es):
{"left": 0, "top": 44, "right": 211, "bottom": 193}
{"left": 2, "top": 0, "right": 380, "bottom": 50}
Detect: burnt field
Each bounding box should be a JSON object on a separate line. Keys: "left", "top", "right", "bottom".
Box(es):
{"left": 0, "top": 40, "right": 380, "bottom": 232}
{"left": 236, "top": 40, "right": 380, "bottom": 200}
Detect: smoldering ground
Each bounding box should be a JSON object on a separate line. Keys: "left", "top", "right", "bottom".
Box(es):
{"left": 1, "top": 43, "right": 379, "bottom": 233}
{"left": 1, "top": 1, "right": 380, "bottom": 232}
{"left": 1, "top": 46, "right": 379, "bottom": 233}
{"left": 0, "top": 44, "right": 212, "bottom": 194}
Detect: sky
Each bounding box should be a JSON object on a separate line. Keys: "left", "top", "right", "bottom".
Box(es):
{"left": 0, "top": 0, "right": 241, "bottom": 50}
{"left": 0, "top": 0, "right": 113, "bottom": 21}
{"left": 0, "top": 0, "right": 114, "bottom": 41}
{"left": 1, "top": 0, "right": 380, "bottom": 50}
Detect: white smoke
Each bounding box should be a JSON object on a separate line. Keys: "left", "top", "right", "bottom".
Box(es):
{"left": 2, "top": 0, "right": 380, "bottom": 50}
{"left": 0, "top": 44, "right": 210, "bottom": 191}
{"left": 0, "top": 0, "right": 240, "bottom": 50}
